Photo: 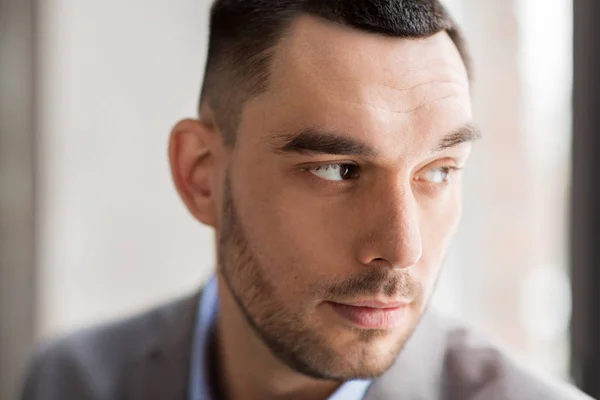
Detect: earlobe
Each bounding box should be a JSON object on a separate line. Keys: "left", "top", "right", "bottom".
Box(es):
{"left": 168, "top": 118, "right": 220, "bottom": 227}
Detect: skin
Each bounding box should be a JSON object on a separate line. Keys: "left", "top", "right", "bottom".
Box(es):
{"left": 169, "top": 15, "right": 475, "bottom": 400}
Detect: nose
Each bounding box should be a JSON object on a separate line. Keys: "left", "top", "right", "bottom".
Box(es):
{"left": 355, "top": 186, "right": 423, "bottom": 270}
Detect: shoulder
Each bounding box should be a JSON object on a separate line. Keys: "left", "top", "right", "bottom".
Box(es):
{"left": 438, "top": 315, "right": 591, "bottom": 400}
{"left": 19, "top": 293, "right": 199, "bottom": 400}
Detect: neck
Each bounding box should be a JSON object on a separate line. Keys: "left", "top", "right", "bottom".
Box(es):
{"left": 214, "top": 274, "right": 341, "bottom": 400}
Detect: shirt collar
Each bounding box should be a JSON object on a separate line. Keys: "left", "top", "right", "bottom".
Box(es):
{"left": 188, "top": 276, "right": 372, "bottom": 400}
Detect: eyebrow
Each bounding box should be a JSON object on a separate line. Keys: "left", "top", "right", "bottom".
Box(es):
{"left": 271, "top": 123, "right": 481, "bottom": 156}
{"left": 272, "top": 128, "right": 376, "bottom": 156}
{"left": 434, "top": 123, "right": 482, "bottom": 152}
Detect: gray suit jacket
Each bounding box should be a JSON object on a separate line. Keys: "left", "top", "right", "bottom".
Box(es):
{"left": 20, "top": 291, "right": 593, "bottom": 400}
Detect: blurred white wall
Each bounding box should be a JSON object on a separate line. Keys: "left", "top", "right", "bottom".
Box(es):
{"left": 37, "top": 0, "right": 215, "bottom": 337}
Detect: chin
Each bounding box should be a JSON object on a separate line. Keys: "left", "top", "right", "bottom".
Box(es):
{"left": 318, "top": 331, "right": 407, "bottom": 380}
{"left": 319, "top": 352, "right": 398, "bottom": 381}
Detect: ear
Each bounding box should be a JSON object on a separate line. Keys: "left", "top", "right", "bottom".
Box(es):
{"left": 168, "top": 117, "right": 222, "bottom": 227}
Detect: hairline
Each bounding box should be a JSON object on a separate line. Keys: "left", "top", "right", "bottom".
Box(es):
{"left": 201, "top": 12, "right": 471, "bottom": 146}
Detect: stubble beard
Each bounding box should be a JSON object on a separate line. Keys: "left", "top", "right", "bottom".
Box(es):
{"left": 217, "top": 174, "right": 428, "bottom": 380}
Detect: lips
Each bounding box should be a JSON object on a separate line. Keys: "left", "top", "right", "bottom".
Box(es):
{"left": 327, "top": 300, "right": 410, "bottom": 329}
{"left": 339, "top": 299, "right": 410, "bottom": 309}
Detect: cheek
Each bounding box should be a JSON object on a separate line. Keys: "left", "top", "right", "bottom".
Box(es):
{"left": 232, "top": 165, "right": 345, "bottom": 295}
{"left": 419, "top": 186, "right": 462, "bottom": 271}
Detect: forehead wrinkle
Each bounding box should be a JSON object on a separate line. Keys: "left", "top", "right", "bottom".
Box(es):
{"left": 320, "top": 77, "right": 466, "bottom": 93}
{"left": 373, "top": 79, "right": 464, "bottom": 92}
{"left": 261, "top": 79, "right": 465, "bottom": 105}
{"left": 280, "top": 58, "right": 467, "bottom": 100}
{"left": 330, "top": 76, "right": 467, "bottom": 115}
{"left": 370, "top": 63, "right": 468, "bottom": 89}
{"left": 340, "top": 94, "right": 462, "bottom": 115}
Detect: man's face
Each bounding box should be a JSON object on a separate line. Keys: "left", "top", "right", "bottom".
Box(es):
{"left": 218, "top": 16, "right": 473, "bottom": 380}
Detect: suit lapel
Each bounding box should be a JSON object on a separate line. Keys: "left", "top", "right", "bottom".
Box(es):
{"left": 123, "top": 290, "right": 201, "bottom": 400}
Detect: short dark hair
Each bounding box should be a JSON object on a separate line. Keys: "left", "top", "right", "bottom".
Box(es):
{"left": 200, "top": 0, "right": 472, "bottom": 145}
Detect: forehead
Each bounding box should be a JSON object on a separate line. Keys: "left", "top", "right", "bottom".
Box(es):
{"left": 280, "top": 16, "right": 465, "bottom": 84}
{"left": 240, "top": 15, "right": 471, "bottom": 156}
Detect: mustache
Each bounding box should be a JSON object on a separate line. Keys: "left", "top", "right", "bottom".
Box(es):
{"left": 319, "top": 269, "right": 421, "bottom": 300}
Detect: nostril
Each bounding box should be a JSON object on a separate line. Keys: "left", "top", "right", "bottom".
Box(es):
{"left": 367, "top": 258, "right": 395, "bottom": 269}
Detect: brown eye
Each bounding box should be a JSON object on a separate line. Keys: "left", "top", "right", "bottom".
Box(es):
{"left": 340, "top": 164, "right": 360, "bottom": 180}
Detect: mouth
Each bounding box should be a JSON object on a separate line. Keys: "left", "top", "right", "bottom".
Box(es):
{"left": 326, "top": 299, "right": 411, "bottom": 330}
